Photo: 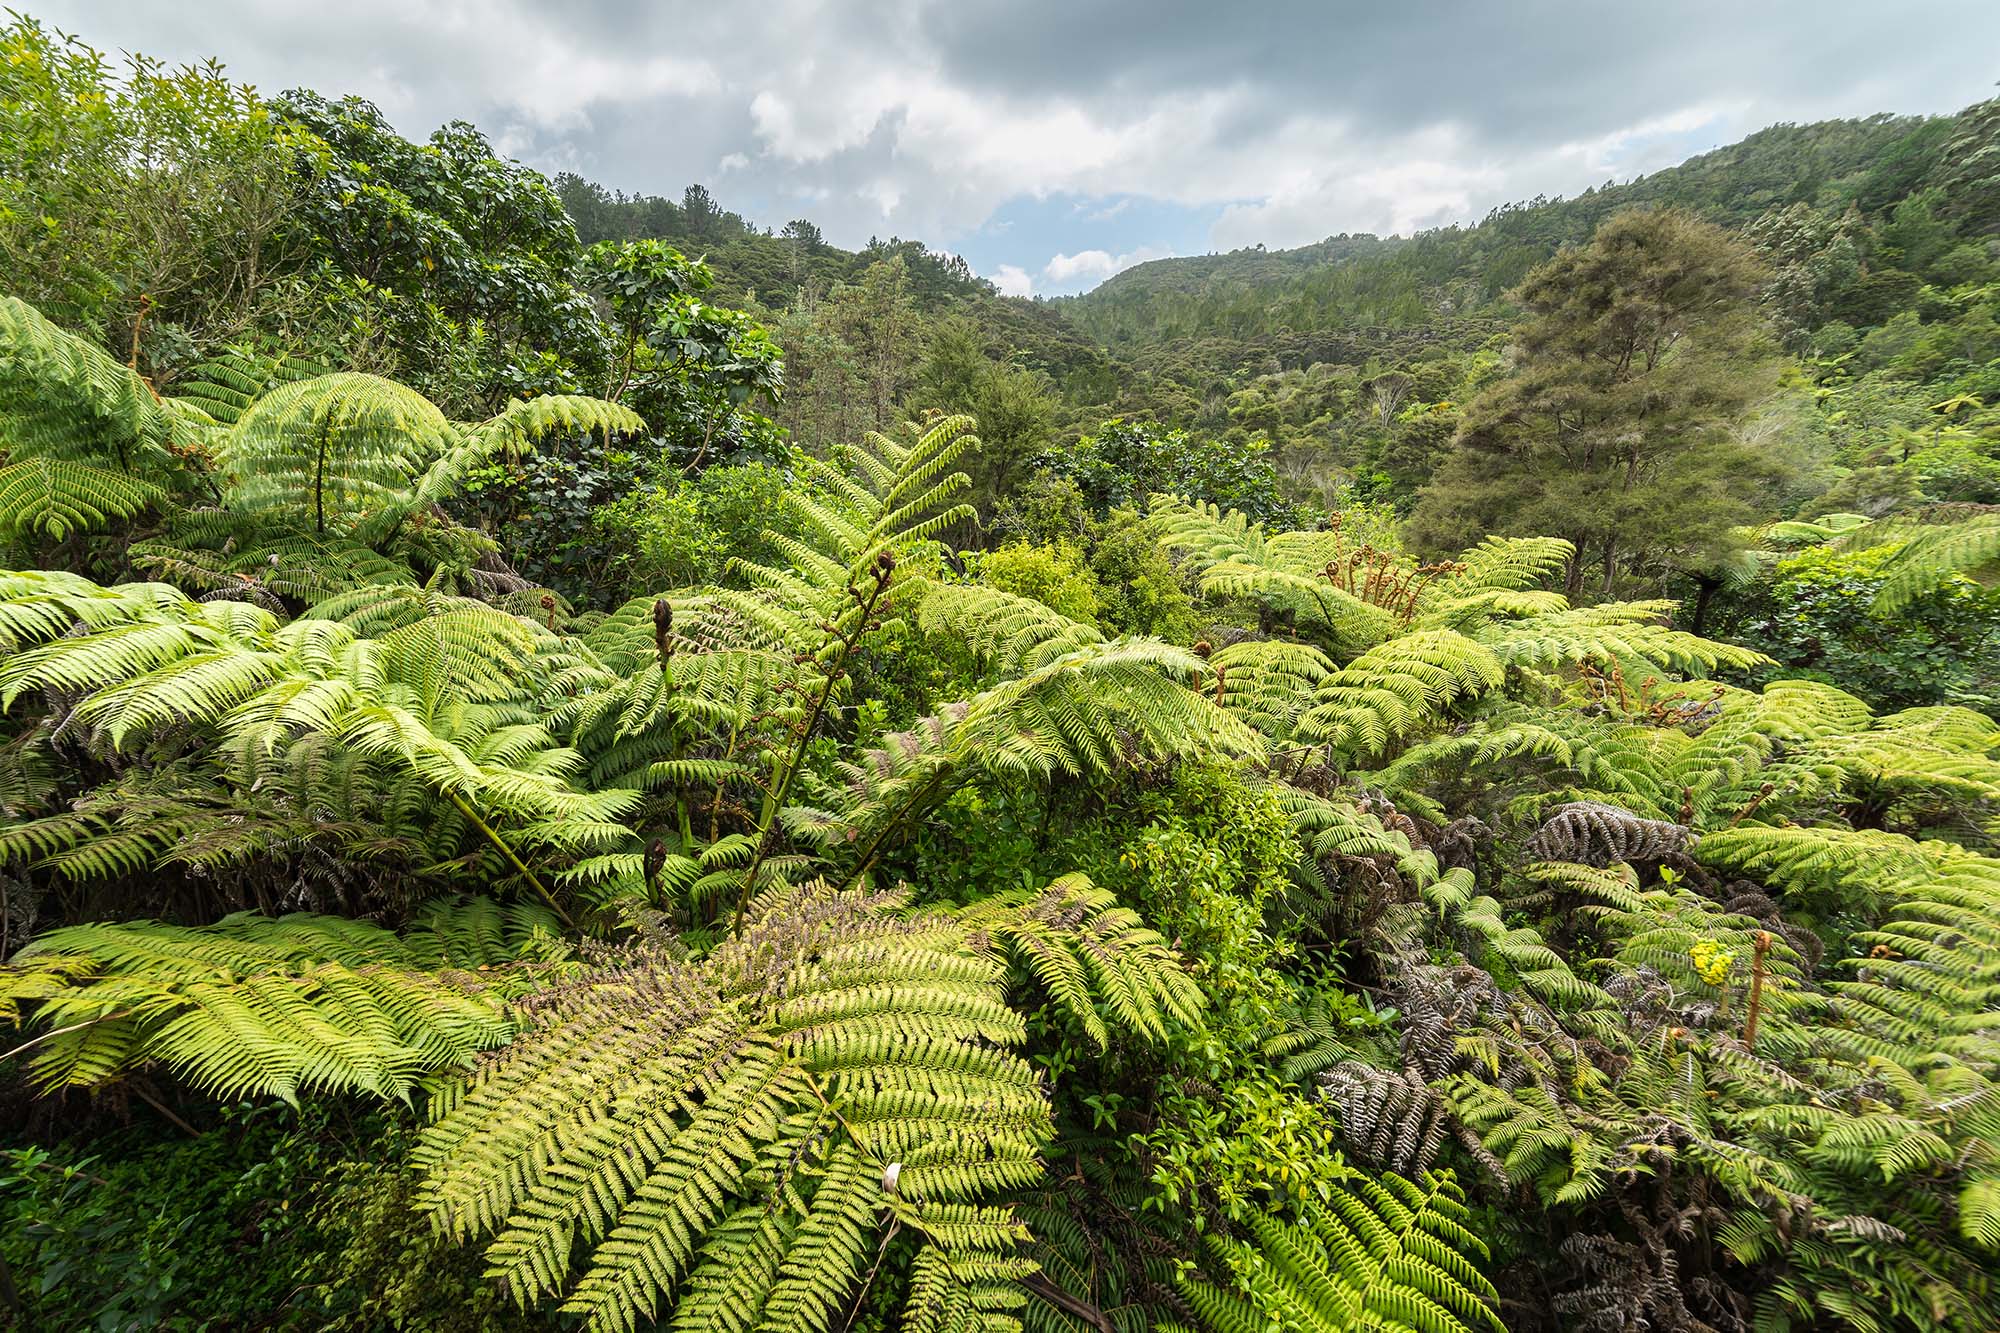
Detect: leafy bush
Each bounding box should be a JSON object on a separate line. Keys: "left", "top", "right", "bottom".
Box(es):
{"left": 594, "top": 458, "right": 799, "bottom": 589}
{"left": 1089, "top": 509, "right": 1201, "bottom": 640}
{"left": 1719, "top": 542, "right": 2000, "bottom": 709}
{"left": 976, "top": 540, "right": 1103, "bottom": 623}
{"left": 1039, "top": 418, "right": 1311, "bottom": 526}
{"left": 0, "top": 1103, "right": 522, "bottom": 1332}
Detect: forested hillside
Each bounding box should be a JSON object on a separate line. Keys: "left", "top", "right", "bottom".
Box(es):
{"left": 1062, "top": 110, "right": 1980, "bottom": 346}
{"left": 3, "top": 11, "right": 2000, "bottom": 1333}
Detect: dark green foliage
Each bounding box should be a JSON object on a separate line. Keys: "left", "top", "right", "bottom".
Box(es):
{"left": 595, "top": 458, "right": 802, "bottom": 589}
{"left": 910, "top": 316, "right": 1060, "bottom": 511}
{"left": 0, "top": 1104, "right": 359, "bottom": 1330}
{"left": 576, "top": 239, "right": 785, "bottom": 468}
{"left": 273, "top": 90, "right": 602, "bottom": 412}
{"left": 1039, "top": 418, "right": 1309, "bottom": 526}
{"left": 1061, "top": 110, "right": 1945, "bottom": 353}
{"left": 1408, "top": 208, "right": 1782, "bottom": 594}
{"left": 0, "top": 1104, "right": 539, "bottom": 1332}
{"left": 456, "top": 423, "right": 655, "bottom": 601}
{"left": 0, "top": 16, "right": 304, "bottom": 381}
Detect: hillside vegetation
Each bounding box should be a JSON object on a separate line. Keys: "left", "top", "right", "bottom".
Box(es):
{"left": 2, "top": 12, "right": 2000, "bottom": 1333}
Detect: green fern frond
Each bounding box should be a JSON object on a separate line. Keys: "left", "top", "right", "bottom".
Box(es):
{"left": 1209, "top": 640, "right": 1336, "bottom": 743}
{"left": 0, "top": 294, "right": 185, "bottom": 474}
{"left": 918, "top": 582, "right": 1107, "bottom": 673}
{"left": 1476, "top": 601, "right": 1770, "bottom": 676}
{"left": 415, "top": 879, "right": 1054, "bottom": 1333}
{"left": 1173, "top": 1170, "right": 1500, "bottom": 1333}
{"left": 1445, "top": 535, "right": 1575, "bottom": 593}
{"left": 1297, "top": 631, "right": 1503, "bottom": 759}
{"left": 173, "top": 344, "right": 332, "bottom": 426}
{"left": 965, "top": 873, "right": 1205, "bottom": 1050}
{"left": 413, "top": 394, "right": 647, "bottom": 506}
{"left": 0, "top": 904, "right": 554, "bottom": 1100}
{"left": 0, "top": 457, "right": 165, "bottom": 540}
{"left": 1873, "top": 515, "right": 2000, "bottom": 612}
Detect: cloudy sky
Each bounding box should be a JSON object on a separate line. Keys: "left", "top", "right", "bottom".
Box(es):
{"left": 30, "top": 2, "right": 2000, "bottom": 295}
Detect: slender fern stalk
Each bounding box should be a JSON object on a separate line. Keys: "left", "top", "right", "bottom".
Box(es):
{"left": 731, "top": 551, "right": 894, "bottom": 932}
{"left": 443, "top": 789, "right": 574, "bottom": 928}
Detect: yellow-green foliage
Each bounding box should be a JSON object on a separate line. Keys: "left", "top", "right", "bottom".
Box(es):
{"left": 1170, "top": 1170, "right": 1502, "bottom": 1333}
{"left": 977, "top": 540, "right": 1102, "bottom": 624}
{"left": 7, "top": 272, "right": 2000, "bottom": 1333}
{"left": 0, "top": 897, "right": 561, "bottom": 1100}
{"left": 415, "top": 877, "right": 1192, "bottom": 1333}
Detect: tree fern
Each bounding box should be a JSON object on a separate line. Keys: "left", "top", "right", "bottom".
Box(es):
{"left": 129, "top": 521, "right": 426, "bottom": 604}
{"left": 1472, "top": 599, "right": 1769, "bottom": 676}
{"left": 221, "top": 372, "right": 458, "bottom": 533}
{"left": 1871, "top": 513, "right": 2000, "bottom": 612}
{"left": 917, "top": 582, "right": 1108, "bottom": 673}
{"left": 0, "top": 570, "right": 639, "bottom": 910}
{"left": 719, "top": 416, "right": 979, "bottom": 658}
{"left": 1209, "top": 639, "right": 1337, "bottom": 744}
{"left": 1150, "top": 496, "right": 1392, "bottom": 648}
{"left": 0, "top": 295, "right": 186, "bottom": 468}
{"left": 0, "top": 293, "right": 192, "bottom": 538}
{"left": 963, "top": 873, "right": 1206, "bottom": 1050}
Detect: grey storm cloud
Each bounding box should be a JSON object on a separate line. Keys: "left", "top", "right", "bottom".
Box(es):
{"left": 25, "top": 0, "right": 2000, "bottom": 270}
{"left": 909, "top": 2, "right": 1947, "bottom": 142}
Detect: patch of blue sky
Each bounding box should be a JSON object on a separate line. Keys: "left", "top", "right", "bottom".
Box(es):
{"left": 948, "top": 192, "right": 1232, "bottom": 297}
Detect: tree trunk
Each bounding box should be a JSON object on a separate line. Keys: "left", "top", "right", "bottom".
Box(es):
{"left": 1688, "top": 573, "right": 1722, "bottom": 637}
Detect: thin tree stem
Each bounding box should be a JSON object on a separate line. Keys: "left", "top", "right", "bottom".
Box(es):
{"left": 445, "top": 789, "right": 574, "bottom": 928}
{"left": 131, "top": 1081, "right": 202, "bottom": 1138}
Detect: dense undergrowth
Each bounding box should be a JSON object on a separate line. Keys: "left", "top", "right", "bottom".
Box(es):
{"left": 4, "top": 13, "right": 2000, "bottom": 1333}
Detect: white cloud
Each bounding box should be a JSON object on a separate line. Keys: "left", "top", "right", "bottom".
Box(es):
{"left": 500, "top": 52, "right": 718, "bottom": 132}
{"left": 989, "top": 264, "right": 1033, "bottom": 297}
{"left": 1040, "top": 250, "right": 1119, "bottom": 286}
{"left": 1551, "top": 102, "right": 1745, "bottom": 178}
{"left": 1029, "top": 246, "right": 1175, "bottom": 294}
{"left": 1208, "top": 122, "right": 1510, "bottom": 250}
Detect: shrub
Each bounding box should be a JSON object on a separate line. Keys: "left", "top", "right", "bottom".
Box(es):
{"left": 594, "top": 457, "right": 798, "bottom": 589}
{"left": 1720, "top": 542, "right": 2000, "bottom": 709}
{"left": 977, "top": 539, "right": 1103, "bottom": 623}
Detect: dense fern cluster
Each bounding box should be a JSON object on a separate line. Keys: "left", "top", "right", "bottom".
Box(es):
{"left": 7, "top": 271, "right": 2000, "bottom": 1333}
